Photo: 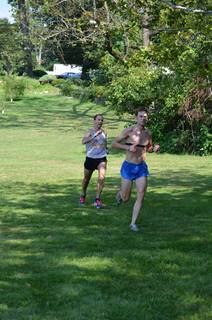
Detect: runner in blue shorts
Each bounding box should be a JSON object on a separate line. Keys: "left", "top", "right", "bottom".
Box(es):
{"left": 121, "top": 160, "right": 149, "bottom": 181}
{"left": 112, "top": 108, "right": 160, "bottom": 232}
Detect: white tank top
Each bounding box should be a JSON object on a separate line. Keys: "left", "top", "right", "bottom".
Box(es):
{"left": 86, "top": 130, "right": 107, "bottom": 158}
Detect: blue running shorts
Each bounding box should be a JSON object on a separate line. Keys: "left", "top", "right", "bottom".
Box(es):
{"left": 120, "top": 160, "right": 149, "bottom": 181}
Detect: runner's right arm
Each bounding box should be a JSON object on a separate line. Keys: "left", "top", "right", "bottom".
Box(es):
{"left": 82, "top": 129, "right": 102, "bottom": 144}
{"left": 112, "top": 127, "right": 136, "bottom": 152}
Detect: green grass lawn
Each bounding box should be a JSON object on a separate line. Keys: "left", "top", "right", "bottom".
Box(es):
{"left": 0, "top": 91, "right": 212, "bottom": 320}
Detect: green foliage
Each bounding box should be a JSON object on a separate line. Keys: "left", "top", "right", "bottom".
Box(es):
{"left": 39, "top": 74, "right": 56, "bottom": 84}
{"left": 2, "top": 75, "right": 26, "bottom": 101}
{"left": 161, "top": 125, "right": 212, "bottom": 156}
{"left": 0, "top": 19, "right": 24, "bottom": 75}
{"left": 4, "top": 0, "right": 211, "bottom": 155}
{"left": 52, "top": 77, "right": 107, "bottom": 103}
{"left": 52, "top": 79, "right": 83, "bottom": 98}
{"left": 88, "top": 84, "right": 107, "bottom": 104}
{"left": 99, "top": 54, "right": 126, "bottom": 83}
{"left": 103, "top": 60, "right": 211, "bottom": 155}
{"left": 32, "top": 68, "right": 47, "bottom": 78}
{"left": 196, "top": 125, "right": 212, "bottom": 156}
{"left": 60, "top": 81, "right": 78, "bottom": 97}
{"left": 52, "top": 78, "right": 95, "bottom": 101}
{"left": 23, "top": 76, "right": 41, "bottom": 91}
{"left": 51, "top": 78, "right": 66, "bottom": 88}
{"left": 106, "top": 64, "right": 160, "bottom": 114}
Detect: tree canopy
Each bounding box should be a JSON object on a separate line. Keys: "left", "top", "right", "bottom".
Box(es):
{"left": 1, "top": 0, "right": 211, "bottom": 154}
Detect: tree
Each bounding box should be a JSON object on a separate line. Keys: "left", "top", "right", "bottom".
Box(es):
{"left": 8, "top": 0, "right": 35, "bottom": 75}
{"left": 5, "top": 0, "right": 211, "bottom": 153}
{"left": 0, "top": 18, "right": 23, "bottom": 74}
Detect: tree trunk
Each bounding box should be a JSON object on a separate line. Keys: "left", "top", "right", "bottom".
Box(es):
{"left": 36, "top": 43, "right": 43, "bottom": 65}
{"left": 142, "top": 11, "right": 150, "bottom": 47}
{"left": 18, "top": 0, "right": 33, "bottom": 76}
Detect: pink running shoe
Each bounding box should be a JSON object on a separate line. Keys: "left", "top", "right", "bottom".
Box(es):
{"left": 94, "top": 198, "right": 103, "bottom": 209}
{"left": 79, "top": 196, "right": 86, "bottom": 205}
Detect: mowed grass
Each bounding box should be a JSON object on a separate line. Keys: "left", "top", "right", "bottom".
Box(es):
{"left": 0, "top": 91, "right": 212, "bottom": 320}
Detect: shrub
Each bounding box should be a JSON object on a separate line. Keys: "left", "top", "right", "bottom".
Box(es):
{"left": 39, "top": 74, "right": 56, "bottom": 84}
{"left": 52, "top": 79, "right": 79, "bottom": 97}
{"left": 89, "top": 84, "right": 107, "bottom": 104}
{"left": 2, "top": 75, "right": 26, "bottom": 101}
{"left": 105, "top": 63, "right": 211, "bottom": 155}
{"left": 106, "top": 66, "right": 160, "bottom": 114}
{"left": 195, "top": 125, "right": 212, "bottom": 156}
{"left": 52, "top": 79, "right": 92, "bottom": 100}
{"left": 52, "top": 78, "right": 86, "bottom": 88}
{"left": 51, "top": 78, "right": 66, "bottom": 88}
{"left": 23, "top": 77, "right": 41, "bottom": 91}
{"left": 33, "top": 68, "right": 47, "bottom": 78}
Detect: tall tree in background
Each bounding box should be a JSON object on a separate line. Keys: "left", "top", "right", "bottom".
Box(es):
{"left": 0, "top": 18, "right": 23, "bottom": 74}
{"left": 6, "top": 0, "right": 212, "bottom": 72}
{"left": 2, "top": 0, "right": 211, "bottom": 153}
{"left": 9, "top": 0, "right": 34, "bottom": 75}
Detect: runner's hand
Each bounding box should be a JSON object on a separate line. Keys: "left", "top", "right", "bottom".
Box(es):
{"left": 153, "top": 144, "right": 160, "bottom": 153}
{"left": 92, "top": 130, "right": 102, "bottom": 139}
{"left": 129, "top": 144, "right": 137, "bottom": 152}
{"left": 147, "top": 145, "right": 153, "bottom": 153}
{"left": 95, "top": 130, "right": 102, "bottom": 137}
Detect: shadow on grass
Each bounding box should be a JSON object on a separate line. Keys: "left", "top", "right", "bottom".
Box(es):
{"left": 0, "top": 95, "right": 129, "bottom": 132}
{"left": 0, "top": 171, "right": 212, "bottom": 319}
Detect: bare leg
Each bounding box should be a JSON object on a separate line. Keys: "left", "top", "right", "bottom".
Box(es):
{"left": 119, "top": 178, "right": 133, "bottom": 202}
{"left": 96, "top": 162, "right": 107, "bottom": 199}
{"left": 81, "top": 168, "right": 93, "bottom": 196}
{"left": 131, "top": 177, "right": 147, "bottom": 225}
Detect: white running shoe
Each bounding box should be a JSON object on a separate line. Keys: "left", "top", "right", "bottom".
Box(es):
{"left": 130, "top": 223, "right": 139, "bottom": 232}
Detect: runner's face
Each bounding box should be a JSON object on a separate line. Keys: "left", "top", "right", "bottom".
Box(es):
{"left": 136, "top": 111, "right": 148, "bottom": 126}
{"left": 94, "top": 116, "right": 104, "bottom": 128}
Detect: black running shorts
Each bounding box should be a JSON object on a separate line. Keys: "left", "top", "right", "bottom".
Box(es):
{"left": 84, "top": 156, "right": 107, "bottom": 171}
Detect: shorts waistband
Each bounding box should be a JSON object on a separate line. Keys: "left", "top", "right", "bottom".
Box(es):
{"left": 124, "top": 160, "right": 145, "bottom": 165}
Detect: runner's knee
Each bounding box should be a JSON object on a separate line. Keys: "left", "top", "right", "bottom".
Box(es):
{"left": 98, "top": 176, "right": 105, "bottom": 184}
{"left": 121, "top": 193, "right": 130, "bottom": 202}
{"left": 137, "top": 189, "right": 146, "bottom": 198}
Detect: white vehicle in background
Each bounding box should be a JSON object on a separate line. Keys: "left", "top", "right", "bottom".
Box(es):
{"left": 47, "top": 64, "right": 82, "bottom": 78}
{"left": 56, "top": 72, "right": 81, "bottom": 79}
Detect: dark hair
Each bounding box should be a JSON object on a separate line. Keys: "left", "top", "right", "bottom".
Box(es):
{"left": 135, "top": 107, "right": 148, "bottom": 116}
{"left": 93, "top": 114, "right": 103, "bottom": 120}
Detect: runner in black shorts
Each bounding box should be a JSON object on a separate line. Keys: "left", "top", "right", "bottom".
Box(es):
{"left": 79, "top": 114, "right": 107, "bottom": 208}
{"left": 84, "top": 156, "right": 107, "bottom": 171}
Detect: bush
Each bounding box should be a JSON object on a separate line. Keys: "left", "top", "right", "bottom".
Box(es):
{"left": 69, "top": 78, "right": 84, "bottom": 86}
{"left": 51, "top": 79, "right": 78, "bottom": 96}
{"left": 39, "top": 74, "right": 56, "bottom": 84}
{"left": 105, "top": 62, "right": 212, "bottom": 155}
{"left": 2, "top": 75, "right": 26, "bottom": 101}
{"left": 106, "top": 66, "right": 160, "bottom": 114}
{"left": 195, "top": 125, "right": 212, "bottom": 156}
{"left": 33, "top": 68, "right": 47, "bottom": 78}
{"left": 89, "top": 84, "right": 107, "bottom": 104}
{"left": 52, "top": 78, "right": 66, "bottom": 88}
{"left": 52, "top": 78, "right": 86, "bottom": 88}
{"left": 52, "top": 79, "right": 92, "bottom": 100}
{"left": 23, "top": 77, "right": 41, "bottom": 91}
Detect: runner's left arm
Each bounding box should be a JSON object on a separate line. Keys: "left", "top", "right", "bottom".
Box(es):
{"left": 146, "top": 130, "right": 160, "bottom": 153}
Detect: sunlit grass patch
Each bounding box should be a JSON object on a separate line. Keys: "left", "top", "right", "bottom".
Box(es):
{"left": 0, "top": 93, "right": 212, "bottom": 320}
